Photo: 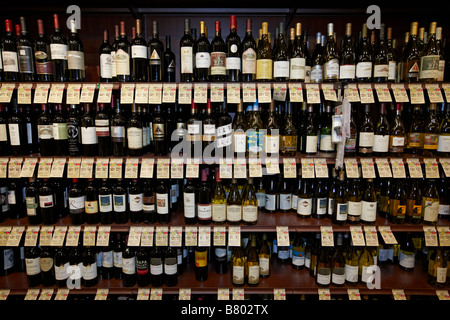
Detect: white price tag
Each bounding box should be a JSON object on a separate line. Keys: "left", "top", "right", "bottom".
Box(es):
{"left": 97, "top": 83, "right": 113, "bottom": 103}
{"left": 17, "top": 83, "right": 32, "bottom": 104}
{"left": 79, "top": 83, "right": 96, "bottom": 103}
{"left": 242, "top": 83, "right": 256, "bottom": 103}
{"left": 288, "top": 83, "right": 303, "bottom": 102}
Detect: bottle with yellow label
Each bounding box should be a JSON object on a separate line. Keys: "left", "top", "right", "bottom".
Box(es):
{"left": 256, "top": 22, "right": 272, "bottom": 81}
{"left": 194, "top": 246, "right": 208, "bottom": 282}
{"left": 389, "top": 179, "right": 407, "bottom": 224}
{"left": 406, "top": 179, "right": 422, "bottom": 224}
{"left": 422, "top": 179, "right": 440, "bottom": 225}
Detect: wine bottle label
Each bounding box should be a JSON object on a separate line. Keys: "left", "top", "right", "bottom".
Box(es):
{"left": 82, "top": 263, "right": 97, "bottom": 280}
{"left": 310, "top": 64, "right": 323, "bottom": 82}
{"left": 345, "top": 134, "right": 357, "bottom": 152}
{"left": 195, "top": 52, "right": 211, "bottom": 68}
{"left": 195, "top": 250, "right": 208, "bottom": 267}
{"left": 289, "top": 57, "right": 306, "bottom": 80}
{"left": 26, "top": 197, "right": 38, "bottom": 216}
{"left": 438, "top": 60, "right": 445, "bottom": 81}
{"left": 127, "top": 127, "right": 143, "bottom": 149}
{"left": 373, "top": 134, "right": 389, "bottom": 152}
{"left": 348, "top": 201, "right": 362, "bottom": 220}
{"left": 26, "top": 123, "right": 32, "bottom": 144}
{"left": 50, "top": 43, "right": 68, "bottom": 60}
{"left": 305, "top": 66, "right": 311, "bottom": 82}
{"left": 406, "top": 200, "right": 422, "bottom": 219}
{"left": 297, "top": 197, "right": 312, "bottom": 216}
{"left": 17, "top": 45, "right": 35, "bottom": 73}
{"left": 336, "top": 203, "right": 348, "bottom": 221}
{"left": 292, "top": 253, "right": 305, "bottom": 267}
{"left": 150, "top": 49, "right": 161, "bottom": 65}
{"left": 164, "top": 262, "right": 178, "bottom": 275}
{"left": 111, "top": 126, "right": 125, "bottom": 141}
{"left": 439, "top": 204, "right": 450, "bottom": 216}
{"left": 233, "top": 131, "right": 247, "bottom": 153}
{"left": 242, "top": 48, "right": 256, "bottom": 74}
{"left": 95, "top": 120, "right": 110, "bottom": 137}
{"left": 361, "top": 265, "right": 375, "bottom": 283}
{"left": 202, "top": 124, "right": 216, "bottom": 141}
{"left": 212, "top": 203, "right": 226, "bottom": 222}
{"left": 85, "top": 200, "right": 99, "bottom": 214}
{"left": 181, "top": 46, "right": 193, "bottom": 74}
{"left": 361, "top": 201, "right": 377, "bottom": 222}
{"left": 232, "top": 265, "right": 244, "bottom": 284}
{"left": 110, "top": 50, "right": 117, "bottom": 77}
{"left": 305, "top": 135, "right": 318, "bottom": 153}
{"left": 53, "top": 123, "right": 68, "bottom": 140}
{"left": 259, "top": 257, "right": 270, "bottom": 275}
{"left": 55, "top": 262, "right": 69, "bottom": 280}
{"left": 423, "top": 134, "right": 439, "bottom": 150}
{"left": 25, "top": 257, "right": 41, "bottom": 276}
{"left": 69, "top": 196, "right": 85, "bottom": 214}
{"left": 68, "top": 50, "right": 85, "bottom": 70}
{"left": 419, "top": 55, "right": 440, "bottom": 79}
{"left": 319, "top": 134, "right": 333, "bottom": 151}
{"left": 436, "top": 267, "right": 447, "bottom": 283}
{"left": 129, "top": 193, "right": 143, "bottom": 212}
{"left": 265, "top": 194, "right": 276, "bottom": 211}
{"left": 408, "top": 132, "right": 423, "bottom": 148}
{"left": 8, "top": 124, "right": 20, "bottom": 146}
{"left": 2, "top": 51, "right": 19, "bottom": 72}
{"left": 356, "top": 61, "right": 372, "bottom": 78}
{"left": 247, "top": 130, "right": 263, "bottom": 153}
{"left": 0, "top": 124, "right": 7, "bottom": 142}
{"left": 197, "top": 203, "right": 212, "bottom": 220}
{"left": 150, "top": 263, "right": 162, "bottom": 275}
{"left": 339, "top": 64, "right": 355, "bottom": 80}
{"left": 281, "top": 135, "right": 297, "bottom": 153}
{"left": 279, "top": 194, "right": 292, "bottom": 211}
{"left": 316, "top": 198, "right": 327, "bottom": 216}
{"left": 226, "top": 57, "right": 241, "bottom": 70}
{"left": 102, "top": 251, "right": 113, "bottom": 268}
{"left": 398, "top": 251, "right": 415, "bottom": 268}
{"left": 437, "top": 134, "right": 450, "bottom": 152}
{"left": 273, "top": 60, "right": 289, "bottom": 78}
{"left": 423, "top": 199, "right": 439, "bottom": 222}
{"left": 115, "top": 49, "right": 130, "bottom": 75}
{"left": 390, "top": 136, "right": 405, "bottom": 147}
{"left": 374, "top": 64, "right": 389, "bottom": 78}
{"left": 113, "top": 194, "right": 126, "bottom": 212}
{"left": 331, "top": 268, "right": 345, "bottom": 285}
{"left": 388, "top": 61, "right": 397, "bottom": 80}
{"left": 248, "top": 265, "right": 260, "bottom": 284}
{"left": 100, "top": 53, "right": 112, "bottom": 79}
{"left": 152, "top": 123, "right": 165, "bottom": 140}
{"left": 345, "top": 264, "right": 358, "bottom": 283}
{"left": 38, "top": 124, "right": 53, "bottom": 140}
{"left": 183, "top": 193, "right": 196, "bottom": 218}
{"left": 242, "top": 205, "right": 257, "bottom": 222}
{"left": 317, "top": 269, "right": 331, "bottom": 285}
{"left": 403, "top": 60, "right": 419, "bottom": 80}
{"left": 227, "top": 204, "right": 241, "bottom": 222}
{"left": 81, "top": 127, "right": 98, "bottom": 145}
{"left": 99, "top": 194, "right": 112, "bottom": 212}
{"left": 39, "top": 194, "right": 54, "bottom": 208}
{"left": 323, "top": 59, "right": 339, "bottom": 80}
{"left": 264, "top": 135, "right": 279, "bottom": 153}
{"left": 122, "top": 257, "right": 136, "bottom": 275}
{"left": 256, "top": 59, "right": 273, "bottom": 80}
{"left": 156, "top": 193, "right": 169, "bottom": 214}
{"left": 210, "top": 52, "right": 226, "bottom": 75}
{"left": 131, "top": 45, "right": 148, "bottom": 59}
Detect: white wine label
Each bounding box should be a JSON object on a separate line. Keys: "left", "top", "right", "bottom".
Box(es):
{"left": 180, "top": 46, "right": 193, "bottom": 73}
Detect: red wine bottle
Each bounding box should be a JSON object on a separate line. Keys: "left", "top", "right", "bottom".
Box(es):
{"left": 210, "top": 20, "right": 226, "bottom": 82}
{"left": 122, "top": 239, "right": 136, "bottom": 287}
{"left": 95, "top": 103, "right": 111, "bottom": 157}
{"left": 99, "top": 29, "right": 112, "bottom": 82}
{"left": 81, "top": 104, "right": 98, "bottom": 157}
{"left": 180, "top": 18, "right": 195, "bottom": 82}
{"left": 194, "top": 21, "right": 210, "bottom": 82}
{"left": 52, "top": 104, "right": 68, "bottom": 156}
{"left": 152, "top": 104, "right": 167, "bottom": 156}
{"left": 131, "top": 19, "right": 148, "bottom": 82}
{"left": 85, "top": 178, "right": 99, "bottom": 225}
{"left": 39, "top": 178, "right": 56, "bottom": 224}
{"left": 116, "top": 21, "right": 131, "bottom": 82}
{"left": 17, "top": 17, "right": 35, "bottom": 81}
{"left": 148, "top": 21, "right": 164, "bottom": 82}
{"left": 164, "top": 35, "right": 176, "bottom": 82}
{"left": 129, "top": 179, "right": 144, "bottom": 223}
{"left": 67, "top": 18, "right": 85, "bottom": 81}
{"left": 143, "top": 179, "right": 156, "bottom": 224}
{"left": 98, "top": 179, "right": 113, "bottom": 224}
{"left": 68, "top": 178, "right": 85, "bottom": 225}
{"left": 136, "top": 247, "right": 150, "bottom": 286}
{"left": 150, "top": 246, "right": 164, "bottom": 286}
{"left": 25, "top": 246, "right": 42, "bottom": 287}
{"left": 35, "top": 19, "right": 54, "bottom": 82}
{"left": 1, "top": 19, "right": 19, "bottom": 82}
{"left": 82, "top": 247, "right": 98, "bottom": 287}
{"left": 226, "top": 15, "right": 241, "bottom": 82}
{"left": 113, "top": 179, "right": 128, "bottom": 224}
{"left": 25, "top": 177, "right": 41, "bottom": 225}
{"left": 37, "top": 104, "right": 54, "bottom": 156}
{"left": 50, "top": 14, "right": 68, "bottom": 82}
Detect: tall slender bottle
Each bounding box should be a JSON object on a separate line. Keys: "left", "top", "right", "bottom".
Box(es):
{"left": 197, "top": 169, "right": 212, "bottom": 225}
{"left": 2, "top": 19, "right": 19, "bottom": 82}
{"left": 322, "top": 23, "right": 340, "bottom": 82}
{"left": 194, "top": 21, "right": 210, "bottom": 82}
{"left": 67, "top": 18, "right": 85, "bottom": 81}
{"left": 389, "top": 103, "right": 406, "bottom": 155}
{"left": 302, "top": 104, "right": 317, "bottom": 154}
{"left": 131, "top": 19, "right": 148, "bottom": 82}
{"left": 99, "top": 29, "right": 112, "bottom": 82}
{"left": 95, "top": 103, "right": 111, "bottom": 157}
{"left": 256, "top": 22, "right": 272, "bottom": 81}
{"left": 241, "top": 18, "right": 257, "bottom": 82}
{"left": 373, "top": 103, "right": 390, "bottom": 156}
{"left": 422, "top": 103, "right": 440, "bottom": 156}
{"left": 17, "top": 17, "right": 35, "bottom": 81}
{"left": 427, "top": 247, "right": 447, "bottom": 287}
{"left": 67, "top": 104, "right": 81, "bottom": 156}
{"left": 419, "top": 22, "right": 440, "bottom": 82}
{"left": 290, "top": 23, "right": 306, "bottom": 82}
{"left": 180, "top": 18, "right": 195, "bottom": 82}
{"left": 210, "top": 21, "right": 226, "bottom": 82}
{"left": 164, "top": 36, "right": 176, "bottom": 82}
{"left": 226, "top": 15, "right": 241, "bottom": 82}
{"left": 127, "top": 104, "right": 143, "bottom": 157}
{"left": 148, "top": 21, "right": 164, "bottom": 82}
{"left": 422, "top": 180, "right": 440, "bottom": 225}
{"left": 110, "top": 98, "right": 127, "bottom": 157}
{"left": 81, "top": 104, "right": 97, "bottom": 157}
{"left": 373, "top": 23, "right": 389, "bottom": 82}
{"left": 402, "top": 22, "right": 420, "bottom": 82}
{"left": 356, "top": 23, "right": 372, "bottom": 82}
{"left": 273, "top": 22, "right": 289, "bottom": 82}
{"left": 50, "top": 14, "right": 67, "bottom": 82}
{"left": 358, "top": 104, "right": 374, "bottom": 155}
{"left": 116, "top": 21, "right": 131, "bottom": 82}
{"left": 242, "top": 178, "right": 258, "bottom": 225}
{"left": 339, "top": 23, "right": 356, "bottom": 82}
{"left": 52, "top": 104, "right": 68, "bottom": 156}
{"left": 331, "top": 233, "right": 346, "bottom": 286}
{"left": 361, "top": 178, "right": 377, "bottom": 224}
{"left": 37, "top": 104, "right": 54, "bottom": 156}
{"left": 333, "top": 170, "right": 348, "bottom": 225}
{"left": 310, "top": 32, "right": 323, "bottom": 83}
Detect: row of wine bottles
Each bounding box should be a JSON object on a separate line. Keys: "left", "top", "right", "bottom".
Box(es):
{"left": 1, "top": 90, "right": 449, "bottom": 157}
{"left": 1, "top": 163, "right": 448, "bottom": 225}
{"left": 1, "top": 14, "right": 449, "bottom": 83}
{"left": 3, "top": 231, "right": 449, "bottom": 289}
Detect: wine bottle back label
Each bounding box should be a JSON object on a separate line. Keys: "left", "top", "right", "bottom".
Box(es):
{"left": 100, "top": 53, "right": 112, "bottom": 79}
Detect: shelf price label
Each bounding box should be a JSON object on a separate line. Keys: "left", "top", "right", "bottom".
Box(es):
{"left": 390, "top": 158, "right": 406, "bottom": 178}
{"left": 65, "top": 226, "right": 81, "bottom": 246}
{"left": 95, "top": 157, "right": 109, "bottom": 179}
{"left": 157, "top": 158, "right": 170, "bottom": 179}
{"left": 155, "top": 226, "right": 169, "bottom": 247}
{"left": 424, "top": 158, "right": 439, "bottom": 178}
{"left": 406, "top": 158, "right": 423, "bottom": 178}
{"left": 51, "top": 226, "right": 67, "bottom": 247}
{"left": 265, "top": 157, "right": 280, "bottom": 174}
{"left": 135, "top": 83, "right": 150, "bottom": 104}
{"left": 162, "top": 83, "right": 176, "bottom": 103}
{"left": 66, "top": 83, "right": 81, "bottom": 104}
{"left": 425, "top": 83, "right": 444, "bottom": 103}
{"left": 49, "top": 157, "right": 66, "bottom": 178}
{"left": 137, "top": 288, "right": 150, "bottom": 300}
{"left": 378, "top": 226, "right": 397, "bottom": 244}
{"left": 423, "top": 226, "right": 438, "bottom": 247}
{"left": 79, "top": 83, "right": 96, "bottom": 103}
{"left": 283, "top": 158, "right": 296, "bottom": 178}
{"left": 349, "top": 226, "right": 365, "bottom": 247}
{"left": 391, "top": 83, "right": 409, "bottom": 102}
{"left": 97, "top": 83, "right": 113, "bottom": 103}
{"left": 364, "top": 226, "right": 379, "bottom": 247}
{"left": 198, "top": 226, "right": 211, "bottom": 247}
{"left": 185, "top": 226, "right": 198, "bottom": 247}
{"left": 8, "top": 157, "right": 23, "bottom": 178}
{"left": 210, "top": 83, "right": 224, "bottom": 102}
{"left": 21, "top": 158, "right": 38, "bottom": 178}
{"left": 228, "top": 226, "right": 241, "bottom": 247}
{"left": 232, "top": 288, "right": 245, "bottom": 300}
{"left": 6, "top": 226, "right": 25, "bottom": 247}
{"left": 39, "top": 226, "right": 54, "bottom": 246}
{"left": 436, "top": 226, "right": 450, "bottom": 247}
{"left": 185, "top": 158, "right": 200, "bottom": 178}
{"left": 0, "top": 158, "right": 8, "bottom": 178}
{"left": 233, "top": 158, "right": 247, "bottom": 179}
{"left": 24, "top": 289, "right": 40, "bottom": 301}
{"left": 314, "top": 158, "right": 328, "bottom": 178}
{"left": 227, "top": 83, "right": 240, "bottom": 104}
{"left": 360, "top": 158, "right": 376, "bottom": 179}
{"left": 83, "top": 226, "right": 97, "bottom": 246}
{"left": 17, "top": 83, "right": 33, "bottom": 104}
{"left": 178, "top": 83, "right": 192, "bottom": 104}
{"left": 318, "top": 289, "right": 331, "bottom": 300}
{"left": 140, "top": 226, "right": 154, "bottom": 247}
{"left": 301, "top": 158, "right": 315, "bottom": 178}
{"left": 440, "top": 159, "right": 450, "bottom": 178}
{"left": 347, "top": 289, "right": 361, "bottom": 300}
{"left": 320, "top": 226, "right": 334, "bottom": 247}
{"left": 273, "top": 288, "right": 286, "bottom": 300}
{"left": 273, "top": 83, "right": 287, "bottom": 101}
{"left": 150, "top": 288, "right": 163, "bottom": 300}
{"left": 170, "top": 158, "right": 184, "bottom": 179}
{"left": 109, "top": 158, "right": 123, "bottom": 179}
{"left": 306, "top": 83, "right": 320, "bottom": 104}
{"left": 24, "top": 226, "right": 39, "bottom": 247}
{"left": 0, "top": 83, "right": 15, "bottom": 103}
{"left": 288, "top": 83, "right": 303, "bottom": 102}
{"left": 321, "top": 83, "right": 337, "bottom": 101}
{"left": 0, "top": 226, "right": 11, "bottom": 246}
{"left": 249, "top": 157, "right": 262, "bottom": 177}
{"left": 0, "top": 290, "right": 10, "bottom": 300}
{"left": 194, "top": 83, "right": 208, "bottom": 104}
{"left": 218, "top": 288, "right": 230, "bottom": 300}
{"left": 79, "top": 157, "right": 95, "bottom": 179}
{"left": 169, "top": 226, "right": 183, "bottom": 247}
{"left": 140, "top": 158, "right": 154, "bottom": 178}
{"left": 345, "top": 83, "right": 360, "bottom": 102}
{"left": 38, "top": 289, "right": 54, "bottom": 301}
{"left": 344, "top": 158, "right": 359, "bottom": 178}
{"left": 67, "top": 157, "right": 81, "bottom": 178}
{"left": 95, "top": 289, "right": 109, "bottom": 300}
{"left": 179, "top": 288, "right": 191, "bottom": 300}
{"left": 374, "top": 83, "right": 392, "bottom": 102}
{"left": 219, "top": 158, "right": 233, "bottom": 179}
{"left": 120, "top": 83, "right": 135, "bottom": 104}
{"left": 257, "top": 83, "right": 271, "bottom": 103}
{"left": 375, "top": 158, "right": 392, "bottom": 178}
{"left": 37, "top": 158, "right": 53, "bottom": 178}
{"left": 392, "top": 289, "right": 407, "bottom": 300}
{"left": 409, "top": 83, "right": 425, "bottom": 104}
{"left": 125, "top": 158, "right": 139, "bottom": 179}
{"left": 213, "top": 226, "right": 226, "bottom": 247}
{"left": 54, "top": 289, "right": 69, "bottom": 301}
{"left": 358, "top": 83, "right": 374, "bottom": 104}
{"left": 436, "top": 290, "right": 450, "bottom": 300}
{"left": 96, "top": 226, "right": 111, "bottom": 247}
{"left": 242, "top": 83, "right": 256, "bottom": 103}
{"left": 127, "top": 226, "right": 142, "bottom": 247}
{"left": 276, "top": 226, "right": 290, "bottom": 247}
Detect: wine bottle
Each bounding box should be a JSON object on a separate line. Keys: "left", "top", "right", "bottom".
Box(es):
{"left": 215, "top": 100, "right": 233, "bottom": 158}
{"left": 67, "top": 104, "right": 81, "bottom": 156}
{"left": 279, "top": 177, "right": 292, "bottom": 213}
{"left": 389, "top": 180, "right": 407, "bottom": 224}
{"left": 389, "top": 103, "right": 406, "bottom": 155}
{"left": 110, "top": 25, "right": 119, "bottom": 82}
{"left": 164, "top": 246, "right": 178, "bottom": 286}
{"left": 309, "top": 233, "right": 321, "bottom": 277}
{"left": 227, "top": 178, "right": 242, "bottom": 225}
{"left": 17, "top": 17, "right": 35, "bottom": 81}
{"left": 355, "top": 23, "right": 372, "bottom": 82}
{"left": 148, "top": 21, "right": 164, "bottom": 82}
{"left": 373, "top": 23, "right": 389, "bottom": 82}
{"left": 361, "top": 178, "right": 377, "bottom": 224}
{"left": 54, "top": 247, "right": 69, "bottom": 287}
{"left": 232, "top": 101, "right": 247, "bottom": 155}
{"left": 110, "top": 98, "right": 127, "bottom": 157}
{"left": 291, "top": 233, "right": 305, "bottom": 270}
{"left": 242, "top": 178, "right": 258, "bottom": 225}
{"left": 265, "top": 174, "right": 278, "bottom": 214}
{"left": 37, "top": 104, "right": 54, "bottom": 156}
{"left": 183, "top": 178, "right": 197, "bottom": 224}
{"left": 2, "top": 20, "right": 20, "bottom": 82}
{"left": 116, "top": 21, "right": 131, "bottom": 82}
{"left": 156, "top": 180, "right": 171, "bottom": 223}
{"left": 0, "top": 105, "right": 10, "bottom": 156}
{"left": 339, "top": 23, "right": 356, "bottom": 82}
{"left": 345, "top": 242, "right": 359, "bottom": 286}
{"left": 273, "top": 22, "right": 289, "bottom": 82}
{"left": 136, "top": 247, "right": 150, "bottom": 286}
{"left": 180, "top": 18, "right": 195, "bottom": 82}
{"left": 259, "top": 233, "right": 270, "bottom": 278}
{"left": 99, "top": 29, "right": 112, "bottom": 82}
{"left": 212, "top": 170, "right": 227, "bottom": 224}
{"left": 68, "top": 178, "right": 85, "bottom": 225}
{"left": 81, "top": 103, "right": 98, "bottom": 157}
{"left": 101, "top": 236, "right": 114, "bottom": 280}
{"left": 246, "top": 234, "right": 260, "bottom": 286}
{"left": 241, "top": 18, "right": 257, "bottom": 82}
{"left": 402, "top": 22, "right": 420, "bottom": 82}
{"left": 246, "top": 101, "right": 264, "bottom": 157}
{"left": 256, "top": 22, "right": 272, "bottom": 81}
{"left": 319, "top": 102, "right": 334, "bottom": 153}
{"left": 194, "top": 21, "right": 210, "bottom": 82}
{"left": 264, "top": 101, "right": 280, "bottom": 157}
{"left": 332, "top": 170, "right": 348, "bottom": 225}
{"left": 422, "top": 179, "right": 440, "bottom": 225}
{"left": 297, "top": 177, "right": 312, "bottom": 218}
{"left": 81, "top": 247, "right": 98, "bottom": 287}
{"left": 427, "top": 246, "right": 447, "bottom": 287}
{"left": 39, "top": 178, "right": 56, "bottom": 225}
{"left": 67, "top": 18, "right": 85, "bottom": 81}
{"left": 197, "top": 169, "right": 212, "bottom": 224}
{"left": 310, "top": 32, "right": 323, "bottom": 83}
{"left": 129, "top": 179, "right": 143, "bottom": 223}
{"left": 7, "top": 99, "right": 27, "bottom": 156}
{"left": 331, "top": 233, "right": 346, "bottom": 286}
{"left": 152, "top": 104, "right": 167, "bottom": 156}
{"left": 35, "top": 19, "right": 54, "bottom": 81}
{"left": 373, "top": 103, "right": 390, "bottom": 155}
{"left": 7, "top": 179, "right": 25, "bottom": 219}
{"left": 186, "top": 101, "right": 201, "bottom": 158}
{"left": 422, "top": 103, "right": 440, "bottom": 156}
{"left": 143, "top": 179, "right": 156, "bottom": 224}
{"left": 316, "top": 247, "right": 331, "bottom": 286}
{"left": 358, "top": 104, "right": 374, "bottom": 155}
{"left": 131, "top": 19, "right": 148, "bottom": 82}
{"left": 52, "top": 104, "right": 68, "bottom": 156}
{"left": 122, "top": 241, "right": 136, "bottom": 287}
{"left": 84, "top": 178, "right": 99, "bottom": 224}
{"left": 94, "top": 103, "right": 110, "bottom": 157}
{"left": 419, "top": 22, "right": 440, "bottom": 82}
{"left": 25, "top": 177, "right": 41, "bottom": 225}
{"left": 290, "top": 22, "right": 306, "bottom": 82}
{"left": 194, "top": 246, "right": 208, "bottom": 281}
{"left": 358, "top": 246, "right": 375, "bottom": 285}
{"left": 322, "top": 23, "right": 340, "bottom": 82}
{"left": 279, "top": 101, "right": 297, "bottom": 156}
{"left": 437, "top": 103, "right": 450, "bottom": 156}
{"left": 406, "top": 179, "right": 422, "bottom": 224}
{"left": 302, "top": 104, "right": 317, "bottom": 154}
{"left": 210, "top": 20, "right": 226, "bottom": 82}
{"left": 164, "top": 36, "right": 176, "bottom": 82}
{"left": 232, "top": 244, "right": 245, "bottom": 286}
{"left": 398, "top": 232, "right": 415, "bottom": 271}
{"left": 127, "top": 103, "right": 143, "bottom": 157}
{"left": 98, "top": 179, "right": 113, "bottom": 224}
{"left": 226, "top": 15, "right": 241, "bottom": 82}
{"left": 113, "top": 233, "right": 124, "bottom": 279}
{"left": 25, "top": 246, "right": 42, "bottom": 287}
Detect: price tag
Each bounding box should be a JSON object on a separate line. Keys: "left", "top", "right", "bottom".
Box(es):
{"left": 6, "top": 226, "right": 25, "bottom": 247}
{"left": 140, "top": 226, "right": 154, "bottom": 247}
{"left": 314, "top": 158, "right": 328, "bottom": 178}
{"left": 79, "top": 157, "right": 95, "bottom": 179}
{"left": 155, "top": 226, "right": 169, "bottom": 247}
{"left": 276, "top": 226, "right": 290, "bottom": 247}
{"left": 374, "top": 83, "right": 392, "bottom": 102}
{"left": 442, "top": 83, "right": 450, "bottom": 102}
{"left": 17, "top": 83, "right": 32, "bottom": 104}
{"left": 65, "top": 226, "right": 81, "bottom": 246}
{"left": 157, "top": 158, "right": 170, "bottom": 179}
{"left": 423, "top": 226, "right": 439, "bottom": 247}
{"left": 375, "top": 158, "right": 392, "bottom": 178}
{"left": 219, "top": 158, "right": 233, "bottom": 179}
{"left": 344, "top": 158, "right": 359, "bottom": 178}
{"left": 179, "top": 288, "right": 191, "bottom": 300}
{"left": 288, "top": 83, "right": 303, "bottom": 102}
{"left": 137, "top": 288, "right": 150, "bottom": 300}
{"left": 48, "top": 157, "right": 65, "bottom": 178}
{"left": 38, "top": 289, "right": 55, "bottom": 301}
{"left": 0, "top": 226, "right": 11, "bottom": 246}
{"left": 194, "top": 83, "right": 208, "bottom": 104}
{"left": 0, "top": 290, "right": 9, "bottom": 301}
{"left": 391, "top": 83, "right": 409, "bottom": 102}
{"left": 120, "top": 83, "right": 135, "bottom": 104}
{"left": 242, "top": 83, "right": 256, "bottom": 103}
{"left": 345, "top": 83, "right": 360, "bottom": 102}
{"left": 97, "top": 83, "right": 113, "bottom": 103}
{"left": 109, "top": 158, "right": 123, "bottom": 179}
{"left": 24, "top": 289, "right": 40, "bottom": 301}
{"left": 379, "top": 226, "right": 397, "bottom": 244}
{"left": 67, "top": 157, "right": 81, "bottom": 178}
{"left": 249, "top": 157, "right": 262, "bottom": 177}
{"left": 409, "top": 83, "right": 425, "bottom": 104}
{"left": 347, "top": 289, "right": 361, "bottom": 300}
{"left": 21, "top": 158, "right": 38, "bottom": 178}
{"left": 83, "top": 226, "right": 97, "bottom": 246}
{"left": 150, "top": 288, "right": 163, "bottom": 300}
{"left": 283, "top": 158, "right": 297, "bottom": 178}
{"left": 439, "top": 159, "right": 450, "bottom": 178}
{"left": 306, "top": 83, "right": 320, "bottom": 104}
{"left": 162, "top": 83, "right": 177, "bottom": 103}
{"left": 218, "top": 288, "right": 230, "bottom": 300}
{"left": 358, "top": 83, "right": 375, "bottom": 104}
{"left": 273, "top": 83, "right": 287, "bottom": 101}
{"left": 318, "top": 289, "right": 331, "bottom": 300}
{"left": 349, "top": 226, "right": 365, "bottom": 246}
{"left": 210, "top": 83, "right": 224, "bottom": 102}
{"left": 425, "top": 83, "right": 444, "bottom": 103}
{"left": 95, "top": 157, "right": 109, "bottom": 179}
{"left": 257, "top": 83, "right": 271, "bottom": 103}
{"left": 170, "top": 158, "right": 184, "bottom": 179}
{"left": 321, "top": 83, "right": 337, "bottom": 101}
{"left": 66, "top": 83, "right": 81, "bottom": 104}
{"left": 390, "top": 158, "right": 406, "bottom": 178}
{"left": 95, "top": 289, "right": 109, "bottom": 300}
{"left": 320, "top": 226, "right": 334, "bottom": 247}
{"left": 79, "top": 83, "right": 96, "bottom": 103}
{"left": 127, "top": 226, "right": 142, "bottom": 247}
{"left": 24, "top": 226, "right": 39, "bottom": 247}
{"left": 392, "top": 289, "right": 407, "bottom": 300}
{"left": 406, "top": 158, "right": 423, "bottom": 178}
{"left": 40, "top": 226, "right": 54, "bottom": 247}
{"left": 0, "top": 158, "right": 8, "bottom": 178}
{"left": 185, "top": 226, "right": 198, "bottom": 247}
{"left": 213, "top": 226, "right": 226, "bottom": 247}
{"left": 273, "top": 288, "right": 286, "bottom": 300}
{"left": 50, "top": 226, "right": 67, "bottom": 247}
{"left": 437, "top": 226, "right": 450, "bottom": 246}
{"left": 265, "top": 157, "right": 280, "bottom": 174}
{"left": 424, "top": 158, "right": 439, "bottom": 178}
{"left": 198, "top": 226, "right": 211, "bottom": 247}
{"left": 228, "top": 226, "right": 241, "bottom": 247}
{"left": 178, "top": 83, "right": 192, "bottom": 104}
{"left": 96, "top": 226, "right": 111, "bottom": 247}
{"left": 233, "top": 158, "right": 247, "bottom": 179}
{"left": 169, "top": 226, "right": 183, "bottom": 247}
{"left": 54, "top": 288, "right": 69, "bottom": 301}
{"left": 364, "top": 226, "right": 379, "bottom": 247}
{"left": 135, "top": 83, "right": 149, "bottom": 104}
{"left": 301, "top": 158, "right": 315, "bottom": 178}
{"left": 227, "top": 83, "right": 240, "bottom": 104}
{"left": 185, "top": 158, "right": 200, "bottom": 178}
{"left": 232, "top": 288, "right": 245, "bottom": 300}
{"left": 0, "top": 83, "right": 15, "bottom": 103}
{"left": 8, "top": 157, "right": 23, "bottom": 178}
{"left": 436, "top": 290, "right": 450, "bottom": 300}
{"left": 140, "top": 158, "right": 154, "bottom": 178}
{"left": 37, "top": 157, "right": 53, "bottom": 179}
{"left": 125, "top": 157, "right": 139, "bottom": 179}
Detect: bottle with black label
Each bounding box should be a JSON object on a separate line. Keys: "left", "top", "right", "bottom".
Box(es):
{"left": 17, "top": 17, "right": 35, "bottom": 81}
